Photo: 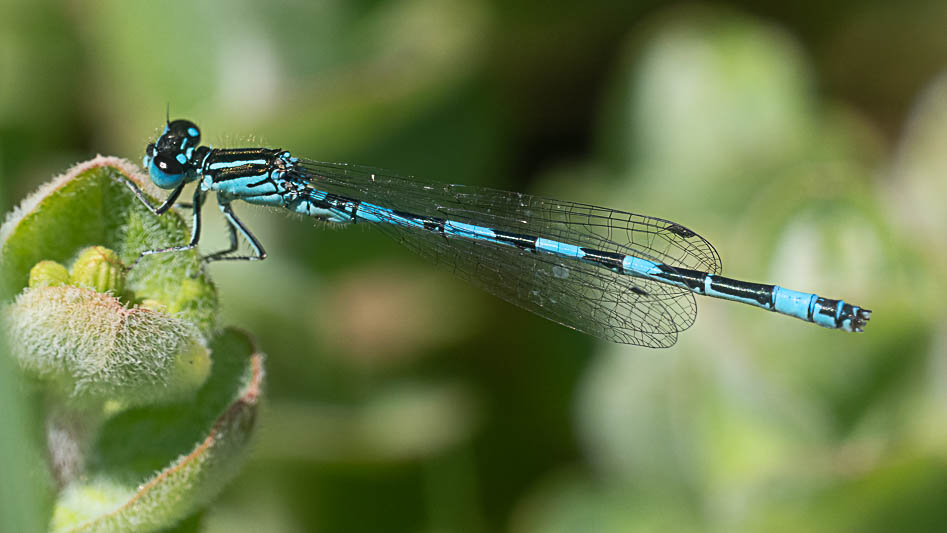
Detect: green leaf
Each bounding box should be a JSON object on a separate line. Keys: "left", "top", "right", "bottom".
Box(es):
{"left": 0, "top": 156, "right": 217, "bottom": 336}
{"left": 50, "top": 328, "right": 264, "bottom": 533}
{"left": 1, "top": 157, "right": 265, "bottom": 531}
{"left": 1, "top": 157, "right": 220, "bottom": 404}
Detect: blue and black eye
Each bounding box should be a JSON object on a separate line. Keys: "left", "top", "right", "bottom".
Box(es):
{"left": 149, "top": 153, "right": 187, "bottom": 189}
{"left": 145, "top": 119, "right": 205, "bottom": 189}
{"left": 153, "top": 153, "right": 184, "bottom": 175}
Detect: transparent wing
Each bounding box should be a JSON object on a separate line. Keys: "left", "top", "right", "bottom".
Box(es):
{"left": 295, "top": 160, "right": 722, "bottom": 347}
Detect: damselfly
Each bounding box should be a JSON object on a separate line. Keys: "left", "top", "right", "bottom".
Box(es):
{"left": 121, "top": 119, "right": 871, "bottom": 348}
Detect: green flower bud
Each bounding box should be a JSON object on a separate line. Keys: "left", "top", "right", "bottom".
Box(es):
{"left": 70, "top": 246, "right": 126, "bottom": 294}
{"left": 29, "top": 260, "right": 70, "bottom": 288}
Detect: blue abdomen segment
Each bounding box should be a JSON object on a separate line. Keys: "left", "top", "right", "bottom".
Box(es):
{"left": 632, "top": 265, "right": 871, "bottom": 332}
{"left": 772, "top": 287, "right": 816, "bottom": 322}
{"left": 714, "top": 279, "right": 870, "bottom": 332}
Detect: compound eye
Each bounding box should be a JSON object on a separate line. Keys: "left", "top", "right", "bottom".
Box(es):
{"left": 153, "top": 153, "right": 184, "bottom": 175}
{"left": 149, "top": 153, "right": 186, "bottom": 189}
{"left": 146, "top": 143, "right": 156, "bottom": 158}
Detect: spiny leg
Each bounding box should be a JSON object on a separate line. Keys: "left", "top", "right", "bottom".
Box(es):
{"left": 202, "top": 200, "right": 267, "bottom": 262}
{"left": 203, "top": 205, "right": 240, "bottom": 260}
{"left": 113, "top": 174, "right": 184, "bottom": 215}
{"left": 132, "top": 187, "right": 205, "bottom": 266}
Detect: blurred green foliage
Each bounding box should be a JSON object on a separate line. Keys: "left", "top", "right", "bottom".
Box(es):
{"left": 2, "top": 0, "right": 946, "bottom": 531}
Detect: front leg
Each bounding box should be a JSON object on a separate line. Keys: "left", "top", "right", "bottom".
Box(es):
{"left": 113, "top": 173, "right": 184, "bottom": 215}
{"left": 131, "top": 187, "right": 206, "bottom": 266}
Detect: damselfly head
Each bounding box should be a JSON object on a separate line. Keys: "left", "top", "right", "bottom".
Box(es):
{"left": 144, "top": 119, "right": 202, "bottom": 190}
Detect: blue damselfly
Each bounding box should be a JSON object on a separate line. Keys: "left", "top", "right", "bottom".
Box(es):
{"left": 120, "top": 119, "right": 871, "bottom": 347}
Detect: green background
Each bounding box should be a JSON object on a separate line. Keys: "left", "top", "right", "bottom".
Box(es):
{"left": 2, "top": 0, "right": 947, "bottom": 531}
